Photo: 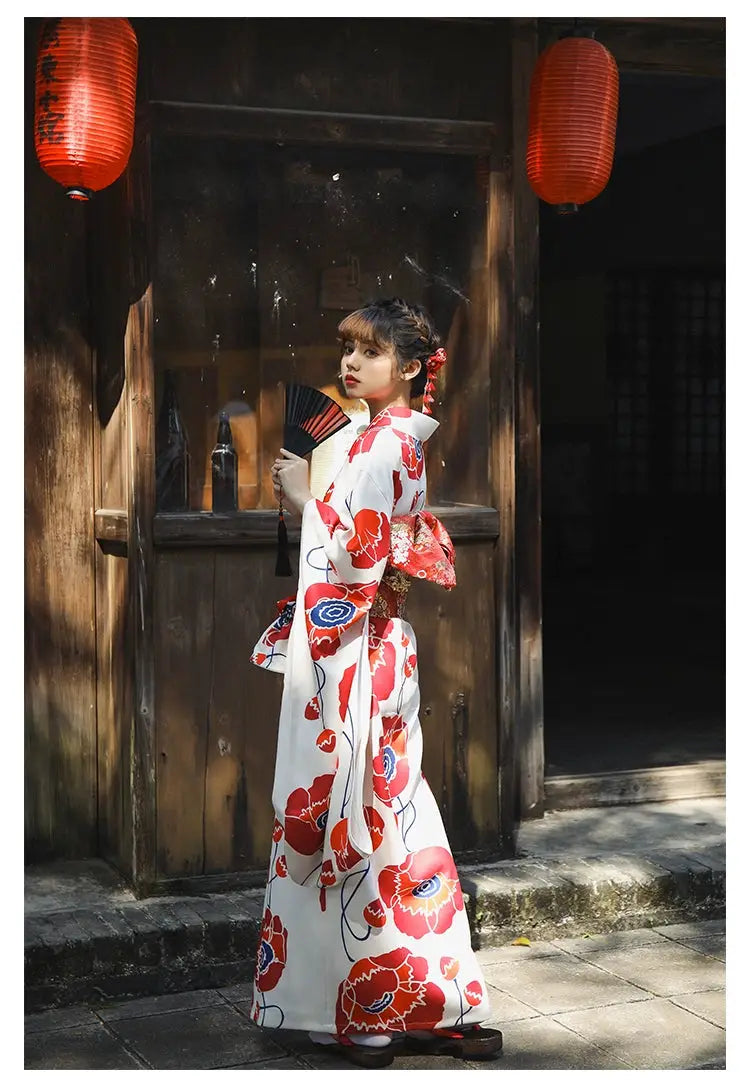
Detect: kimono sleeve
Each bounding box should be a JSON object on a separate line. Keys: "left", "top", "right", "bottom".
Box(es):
{"left": 300, "top": 434, "right": 397, "bottom": 660}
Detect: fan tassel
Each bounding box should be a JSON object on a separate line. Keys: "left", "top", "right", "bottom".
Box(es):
{"left": 276, "top": 500, "right": 292, "bottom": 577}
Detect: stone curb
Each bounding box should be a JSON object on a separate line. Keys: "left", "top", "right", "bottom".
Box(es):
{"left": 463, "top": 849, "right": 724, "bottom": 944}
{"left": 25, "top": 847, "right": 724, "bottom": 1014}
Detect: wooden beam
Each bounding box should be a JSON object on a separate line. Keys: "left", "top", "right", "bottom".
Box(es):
{"left": 150, "top": 100, "right": 497, "bottom": 155}
{"left": 539, "top": 18, "right": 725, "bottom": 78}
{"left": 152, "top": 504, "right": 499, "bottom": 547}
{"left": 94, "top": 509, "right": 128, "bottom": 544}
{"left": 512, "top": 19, "right": 545, "bottom": 822}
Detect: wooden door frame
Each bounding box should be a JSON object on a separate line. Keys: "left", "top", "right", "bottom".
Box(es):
{"left": 534, "top": 19, "right": 725, "bottom": 814}
{"left": 112, "top": 17, "right": 540, "bottom": 890}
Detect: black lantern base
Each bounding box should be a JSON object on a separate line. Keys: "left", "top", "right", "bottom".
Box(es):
{"left": 556, "top": 203, "right": 579, "bottom": 215}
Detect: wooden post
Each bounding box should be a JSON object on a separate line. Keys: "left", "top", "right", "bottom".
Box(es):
{"left": 124, "top": 116, "right": 157, "bottom": 896}
{"left": 487, "top": 26, "right": 518, "bottom": 856}
{"left": 24, "top": 17, "right": 98, "bottom": 861}
{"left": 513, "top": 19, "right": 545, "bottom": 819}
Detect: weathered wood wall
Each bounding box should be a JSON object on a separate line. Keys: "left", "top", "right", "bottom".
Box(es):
{"left": 24, "top": 17, "right": 98, "bottom": 859}
{"left": 154, "top": 541, "right": 499, "bottom": 880}
{"left": 143, "top": 17, "right": 507, "bottom": 118}
{"left": 137, "top": 16, "right": 511, "bottom": 883}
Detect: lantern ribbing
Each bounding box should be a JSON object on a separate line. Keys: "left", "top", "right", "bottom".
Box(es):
{"left": 526, "top": 36, "right": 619, "bottom": 211}
{"left": 34, "top": 18, "right": 138, "bottom": 201}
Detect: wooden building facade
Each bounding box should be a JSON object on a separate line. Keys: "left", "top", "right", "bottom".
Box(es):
{"left": 24, "top": 17, "right": 725, "bottom": 896}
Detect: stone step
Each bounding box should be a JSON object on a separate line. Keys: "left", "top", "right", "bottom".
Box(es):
{"left": 25, "top": 844, "right": 724, "bottom": 1015}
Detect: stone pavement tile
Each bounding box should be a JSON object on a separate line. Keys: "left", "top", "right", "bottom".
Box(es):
{"left": 263, "top": 1030, "right": 460, "bottom": 1072}
{"left": 554, "top": 995, "right": 726, "bottom": 1069}
{"left": 655, "top": 919, "right": 725, "bottom": 938}
{"left": 572, "top": 940, "right": 725, "bottom": 997}
{"left": 475, "top": 940, "right": 562, "bottom": 965}
{"left": 302, "top": 1047, "right": 464, "bottom": 1072}
{"left": 95, "top": 987, "right": 226, "bottom": 1021}
{"left": 551, "top": 928, "right": 669, "bottom": 956}
{"left": 216, "top": 980, "right": 257, "bottom": 1005}
{"left": 25, "top": 1022, "right": 144, "bottom": 1069}
{"left": 481, "top": 952, "right": 648, "bottom": 1015}
{"left": 471, "top": 1016, "right": 632, "bottom": 1070}
{"left": 655, "top": 921, "right": 726, "bottom": 961}
{"left": 483, "top": 987, "right": 542, "bottom": 1024}
{"left": 230, "top": 998, "right": 253, "bottom": 1021}
{"left": 106, "top": 1003, "right": 287, "bottom": 1069}
{"left": 223, "top": 1056, "right": 312, "bottom": 1069}
{"left": 389, "top": 1053, "right": 479, "bottom": 1071}
{"left": 670, "top": 989, "right": 726, "bottom": 1029}
{"left": 671, "top": 932, "right": 725, "bottom": 962}
{"left": 25, "top": 1005, "right": 101, "bottom": 1034}
{"left": 284, "top": 1042, "right": 364, "bottom": 1071}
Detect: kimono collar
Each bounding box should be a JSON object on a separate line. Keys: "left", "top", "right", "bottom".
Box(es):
{"left": 368, "top": 405, "right": 440, "bottom": 443}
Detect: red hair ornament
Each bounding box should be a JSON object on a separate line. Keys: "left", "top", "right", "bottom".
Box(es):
{"left": 421, "top": 348, "right": 447, "bottom": 416}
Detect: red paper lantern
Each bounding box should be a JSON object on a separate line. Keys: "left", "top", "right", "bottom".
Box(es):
{"left": 526, "top": 34, "right": 619, "bottom": 213}
{"left": 34, "top": 18, "right": 138, "bottom": 201}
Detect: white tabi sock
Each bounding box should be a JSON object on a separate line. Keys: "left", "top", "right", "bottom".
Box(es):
{"left": 309, "top": 1030, "right": 392, "bottom": 1048}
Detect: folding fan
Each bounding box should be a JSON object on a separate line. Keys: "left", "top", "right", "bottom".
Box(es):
{"left": 275, "top": 384, "right": 352, "bottom": 576}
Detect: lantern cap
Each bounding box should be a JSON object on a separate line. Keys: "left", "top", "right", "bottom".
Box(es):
{"left": 559, "top": 24, "right": 597, "bottom": 39}
{"left": 66, "top": 187, "right": 93, "bottom": 201}
{"left": 556, "top": 203, "right": 579, "bottom": 216}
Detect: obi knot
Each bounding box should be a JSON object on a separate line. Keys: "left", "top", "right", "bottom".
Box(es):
{"left": 388, "top": 511, "right": 456, "bottom": 590}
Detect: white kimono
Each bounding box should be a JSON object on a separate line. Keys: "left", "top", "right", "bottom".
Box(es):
{"left": 249, "top": 405, "right": 491, "bottom": 1035}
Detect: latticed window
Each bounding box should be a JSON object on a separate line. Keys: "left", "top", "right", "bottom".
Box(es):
{"left": 605, "top": 270, "right": 725, "bottom": 497}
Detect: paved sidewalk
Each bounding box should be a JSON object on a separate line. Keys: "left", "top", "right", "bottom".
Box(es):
{"left": 24, "top": 919, "right": 725, "bottom": 1070}
{"left": 24, "top": 798, "right": 725, "bottom": 1014}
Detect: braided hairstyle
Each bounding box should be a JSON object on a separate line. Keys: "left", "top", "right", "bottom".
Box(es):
{"left": 337, "top": 297, "right": 442, "bottom": 401}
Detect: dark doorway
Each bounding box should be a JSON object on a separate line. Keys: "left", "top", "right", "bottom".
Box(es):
{"left": 539, "top": 72, "right": 725, "bottom": 788}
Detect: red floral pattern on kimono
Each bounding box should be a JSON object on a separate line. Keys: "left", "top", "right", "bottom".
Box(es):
{"left": 372, "top": 714, "right": 410, "bottom": 802}
{"left": 336, "top": 947, "right": 445, "bottom": 1035}
{"left": 378, "top": 847, "right": 465, "bottom": 938}
{"left": 250, "top": 406, "right": 491, "bottom": 1035}
{"left": 304, "top": 581, "right": 379, "bottom": 660}
{"left": 284, "top": 773, "right": 335, "bottom": 856}
{"left": 255, "top": 908, "right": 288, "bottom": 992}
{"left": 331, "top": 807, "right": 385, "bottom": 872}
{"left": 369, "top": 626, "right": 398, "bottom": 702}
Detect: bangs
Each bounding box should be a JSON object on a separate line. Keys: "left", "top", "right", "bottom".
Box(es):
{"left": 337, "top": 308, "right": 395, "bottom": 354}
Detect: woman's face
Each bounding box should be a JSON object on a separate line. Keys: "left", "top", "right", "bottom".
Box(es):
{"left": 340, "top": 338, "right": 402, "bottom": 402}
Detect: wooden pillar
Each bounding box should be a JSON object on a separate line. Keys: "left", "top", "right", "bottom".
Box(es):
{"left": 124, "top": 114, "right": 157, "bottom": 896}
{"left": 488, "top": 18, "right": 545, "bottom": 850}
{"left": 512, "top": 19, "right": 545, "bottom": 819}
{"left": 89, "top": 171, "right": 134, "bottom": 877}
{"left": 24, "top": 16, "right": 98, "bottom": 860}
{"left": 487, "top": 26, "right": 518, "bottom": 856}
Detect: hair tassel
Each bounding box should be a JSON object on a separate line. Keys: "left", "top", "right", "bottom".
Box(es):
{"left": 275, "top": 499, "right": 293, "bottom": 576}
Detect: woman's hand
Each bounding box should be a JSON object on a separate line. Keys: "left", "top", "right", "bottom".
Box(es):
{"left": 272, "top": 449, "right": 313, "bottom": 516}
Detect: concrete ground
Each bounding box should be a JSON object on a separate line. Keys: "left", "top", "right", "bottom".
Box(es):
{"left": 24, "top": 798, "right": 726, "bottom": 920}
{"left": 24, "top": 918, "right": 725, "bottom": 1071}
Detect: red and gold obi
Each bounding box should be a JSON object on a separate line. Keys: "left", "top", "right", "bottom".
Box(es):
{"left": 372, "top": 511, "right": 456, "bottom": 620}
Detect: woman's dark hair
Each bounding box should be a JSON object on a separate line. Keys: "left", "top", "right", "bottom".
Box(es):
{"left": 337, "top": 297, "right": 442, "bottom": 401}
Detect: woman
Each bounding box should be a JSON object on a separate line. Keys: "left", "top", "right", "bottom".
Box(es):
{"left": 250, "top": 297, "right": 502, "bottom": 1067}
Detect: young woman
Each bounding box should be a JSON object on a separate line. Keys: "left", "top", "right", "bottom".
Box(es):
{"left": 250, "top": 298, "right": 502, "bottom": 1068}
